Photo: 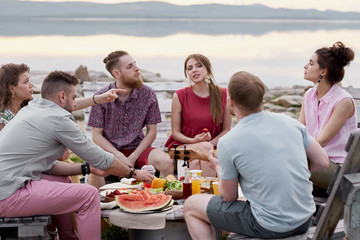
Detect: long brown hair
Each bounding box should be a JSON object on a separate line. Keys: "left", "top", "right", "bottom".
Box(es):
{"left": 184, "top": 54, "right": 223, "bottom": 125}
{"left": 0, "top": 63, "right": 30, "bottom": 111}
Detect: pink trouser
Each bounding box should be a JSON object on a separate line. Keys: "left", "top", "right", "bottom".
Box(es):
{"left": 0, "top": 175, "right": 101, "bottom": 240}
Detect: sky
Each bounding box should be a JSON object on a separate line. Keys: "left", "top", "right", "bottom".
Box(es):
{"left": 23, "top": 0, "right": 360, "bottom": 13}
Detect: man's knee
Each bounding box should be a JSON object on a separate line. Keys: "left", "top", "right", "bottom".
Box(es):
{"left": 184, "top": 194, "right": 204, "bottom": 214}
{"left": 151, "top": 150, "right": 172, "bottom": 165}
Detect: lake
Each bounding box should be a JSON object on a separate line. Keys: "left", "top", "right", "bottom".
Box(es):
{"left": 1, "top": 18, "right": 360, "bottom": 88}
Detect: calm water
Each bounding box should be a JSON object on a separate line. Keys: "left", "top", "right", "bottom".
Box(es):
{"left": 1, "top": 18, "right": 360, "bottom": 88}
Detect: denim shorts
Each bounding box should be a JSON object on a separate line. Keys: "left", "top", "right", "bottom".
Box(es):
{"left": 206, "top": 196, "right": 312, "bottom": 239}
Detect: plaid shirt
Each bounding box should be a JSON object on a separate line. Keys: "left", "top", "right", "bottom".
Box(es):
{"left": 88, "top": 82, "right": 161, "bottom": 150}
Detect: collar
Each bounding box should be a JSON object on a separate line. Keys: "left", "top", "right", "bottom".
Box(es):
{"left": 113, "top": 82, "right": 141, "bottom": 103}
{"left": 319, "top": 84, "right": 339, "bottom": 104}
{"left": 31, "top": 97, "right": 74, "bottom": 120}
{"left": 237, "top": 111, "right": 264, "bottom": 126}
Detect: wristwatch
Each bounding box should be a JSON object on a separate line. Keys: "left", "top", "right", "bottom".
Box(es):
{"left": 128, "top": 166, "right": 136, "bottom": 178}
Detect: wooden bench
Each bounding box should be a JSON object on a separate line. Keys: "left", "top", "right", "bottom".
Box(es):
{"left": 228, "top": 129, "right": 360, "bottom": 240}
{"left": 0, "top": 215, "right": 51, "bottom": 239}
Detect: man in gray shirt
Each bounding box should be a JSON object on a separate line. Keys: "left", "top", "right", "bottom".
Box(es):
{"left": 0, "top": 71, "right": 153, "bottom": 240}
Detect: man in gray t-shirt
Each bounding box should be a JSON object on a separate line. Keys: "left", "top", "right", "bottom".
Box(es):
{"left": 0, "top": 71, "right": 153, "bottom": 240}
{"left": 183, "top": 71, "right": 329, "bottom": 239}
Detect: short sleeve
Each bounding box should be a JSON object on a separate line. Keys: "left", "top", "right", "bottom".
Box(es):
{"left": 217, "top": 139, "right": 239, "bottom": 180}
{"left": 88, "top": 103, "right": 106, "bottom": 128}
{"left": 144, "top": 89, "right": 161, "bottom": 125}
{"left": 301, "top": 125, "right": 314, "bottom": 149}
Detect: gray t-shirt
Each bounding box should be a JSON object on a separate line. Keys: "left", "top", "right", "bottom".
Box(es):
{"left": 0, "top": 97, "right": 114, "bottom": 200}
{"left": 218, "top": 111, "right": 314, "bottom": 232}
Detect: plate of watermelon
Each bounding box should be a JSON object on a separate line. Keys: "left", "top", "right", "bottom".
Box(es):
{"left": 115, "top": 190, "right": 173, "bottom": 214}
{"left": 101, "top": 188, "right": 142, "bottom": 202}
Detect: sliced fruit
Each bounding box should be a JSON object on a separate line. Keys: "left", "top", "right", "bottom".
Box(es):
{"left": 115, "top": 190, "right": 172, "bottom": 212}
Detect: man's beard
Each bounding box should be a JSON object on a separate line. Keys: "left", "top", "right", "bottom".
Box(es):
{"left": 122, "top": 74, "right": 144, "bottom": 89}
{"left": 64, "top": 99, "right": 73, "bottom": 113}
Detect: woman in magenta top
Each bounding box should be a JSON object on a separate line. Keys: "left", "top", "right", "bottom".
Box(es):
{"left": 165, "top": 54, "right": 232, "bottom": 176}
{"left": 298, "top": 41, "right": 357, "bottom": 189}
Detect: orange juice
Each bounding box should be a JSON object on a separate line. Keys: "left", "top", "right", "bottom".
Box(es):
{"left": 212, "top": 182, "right": 220, "bottom": 196}
{"left": 191, "top": 178, "right": 201, "bottom": 194}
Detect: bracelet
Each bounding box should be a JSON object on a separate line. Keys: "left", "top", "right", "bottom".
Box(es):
{"left": 92, "top": 94, "right": 98, "bottom": 105}
{"left": 81, "top": 163, "right": 91, "bottom": 176}
{"left": 128, "top": 166, "right": 136, "bottom": 178}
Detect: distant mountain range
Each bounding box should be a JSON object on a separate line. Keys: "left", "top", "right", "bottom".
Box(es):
{"left": 0, "top": 1, "right": 359, "bottom": 37}
{"left": 1, "top": 0, "right": 360, "bottom": 20}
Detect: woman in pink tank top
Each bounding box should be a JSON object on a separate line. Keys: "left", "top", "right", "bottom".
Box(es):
{"left": 298, "top": 41, "right": 357, "bottom": 190}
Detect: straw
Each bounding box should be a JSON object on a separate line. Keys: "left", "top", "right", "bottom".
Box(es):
{"left": 145, "top": 158, "right": 149, "bottom": 172}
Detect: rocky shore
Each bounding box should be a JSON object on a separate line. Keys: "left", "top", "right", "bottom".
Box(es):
{"left": 31, "top": 65, "right": 310, "bottom": 120}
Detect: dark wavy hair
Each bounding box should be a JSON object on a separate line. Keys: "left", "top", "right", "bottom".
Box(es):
{"left": 0, "top": 63, "right": 30, "bottom": 111}
{"left": 316, "top": 41, "right": 354, "bottom": 84}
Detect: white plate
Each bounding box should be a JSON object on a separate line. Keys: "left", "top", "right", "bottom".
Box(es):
{"left": 120, "top": 206, "right": 173, "bottom": 214}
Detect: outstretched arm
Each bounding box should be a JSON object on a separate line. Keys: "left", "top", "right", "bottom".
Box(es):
{"left": 50, "top": 156, "right": 154, "bottom": 183}
{"left": 73, "top": 88, "right": 126, "bottom": 111}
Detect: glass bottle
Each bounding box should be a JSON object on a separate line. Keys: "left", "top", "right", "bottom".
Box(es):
{"left": 191, "top": 170, "right": 201, "bottom": 195}
{"left": 183, "top": 168, "right": 192, "bottom": 199}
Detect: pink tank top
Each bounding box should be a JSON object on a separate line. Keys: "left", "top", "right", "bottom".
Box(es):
{"left": 304, "top": 84, "right": 357, "bottom": 164}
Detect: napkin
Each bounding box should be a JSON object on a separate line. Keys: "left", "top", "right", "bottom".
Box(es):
{"left": 99, "top": 182, "right": 141, "bottom": 191}
{"left": 101, "top": 201, "right": 117, "bottom": 210}
{"left": 109, "top": 205, "right": 182, "bottom": 230}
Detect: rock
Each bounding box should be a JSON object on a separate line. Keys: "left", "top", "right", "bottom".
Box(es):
{"left": 32, "top": 84, "right": 41, "bottom": 94}
{"left": 163, "top": 91, "right": 173, "bottom": 99}
{"left": 271, "top": 95, "right": 303, "bottom": 107}
{"left": 89, "top": 71, "right": 112, "bottom": 82}
{"left": 140, "top": 69, "right": 182, "bottom": 82}
{"left": 263, "top": 102, "right": 287, "bottom": 113}
{"left": 74, "top": 65, "right": 91, "bottom": 83}
{"left": 267, "top": 87, "right": 304, "bottom": 98}
{"left": 283, "top": 111, "right": 297, "bottom": 119}
{"left": 72, "top": 109, "right": 84, "bottom": 120}
{"left": 76, "top": 84, "right": 84, "bottom": 97}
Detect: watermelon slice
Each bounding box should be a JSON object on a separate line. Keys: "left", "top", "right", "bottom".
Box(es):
{"left": 115, "top": 190, "right": 172, "bottom": 212}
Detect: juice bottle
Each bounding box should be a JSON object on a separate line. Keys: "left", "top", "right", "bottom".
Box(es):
{"left": 183, "top": 169, "right": 192, "bottom": 199}
{"left": 191, "top": 172, "right": 201, "bottom": 195}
